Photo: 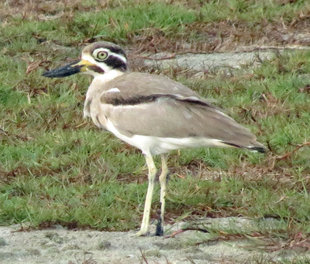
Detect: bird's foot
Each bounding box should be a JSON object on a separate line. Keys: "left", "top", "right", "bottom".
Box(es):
{"left": 134, "top": 228, "right": 150, "bottom": 237}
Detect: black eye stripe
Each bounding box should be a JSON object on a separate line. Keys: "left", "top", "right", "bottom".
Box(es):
{"left": 105, "top": 46, "right": 127, "bottom": 58}
{"left": 104, "top": 55, "right": 127, "bottom": 71}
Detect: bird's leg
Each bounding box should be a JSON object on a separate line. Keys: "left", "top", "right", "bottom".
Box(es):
{"left": 135, "top": 154, "right": 157, "bottom": 236}
{"left": 155, "top": 154, "right": 169, "bottom": 236}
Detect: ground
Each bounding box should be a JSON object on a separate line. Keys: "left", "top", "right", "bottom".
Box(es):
{"left": 1, "top": 218, "right": 310, "bottom": 264}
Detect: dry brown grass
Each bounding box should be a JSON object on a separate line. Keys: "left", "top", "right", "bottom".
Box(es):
{"left": 2, "top": 0, "right": 310, "bottom": 54}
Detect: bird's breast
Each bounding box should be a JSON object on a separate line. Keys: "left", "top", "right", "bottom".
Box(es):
{"left": 83, "top": 95, "right": 109, "bottom": 130}
{"left": 83, "top": 98, "right": 92, "bottom": 118}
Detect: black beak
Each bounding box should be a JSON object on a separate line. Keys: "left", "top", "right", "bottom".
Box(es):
{"left": 42, "top": 60, "right": 82, "bottom": 78}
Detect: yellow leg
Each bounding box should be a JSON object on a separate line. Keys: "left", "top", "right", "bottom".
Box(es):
{"left": 135, "top": 154, "right": 157, "bottom": 236}
{"left": 156, "top": 154, "right": 169, "bottom": 236}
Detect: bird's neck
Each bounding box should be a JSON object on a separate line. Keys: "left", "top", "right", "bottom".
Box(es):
{"left": 83, "top": 69, "right": 125, "bottom": 118}
{"left": 93, "top": 69, "right": 125, "bottom": 84}
{"left": 89, "top": 69, "right": 124, "bottom": 94}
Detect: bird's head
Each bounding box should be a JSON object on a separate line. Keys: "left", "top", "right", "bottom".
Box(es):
{"left": 43, "top": 41, "right": 127, "bottom": 78}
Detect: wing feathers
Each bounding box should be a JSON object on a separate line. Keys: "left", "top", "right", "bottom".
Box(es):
{"left": 97, "top": 72, "right": 265, "bottom": 152}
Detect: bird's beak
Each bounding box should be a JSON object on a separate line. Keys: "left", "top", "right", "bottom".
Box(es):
{"left": 42, "top": 59, "right": 95, "bottom": 78}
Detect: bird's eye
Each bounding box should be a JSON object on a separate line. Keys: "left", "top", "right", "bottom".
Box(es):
{"left": 93, "top": 50, "right": 108, "bottom": 61}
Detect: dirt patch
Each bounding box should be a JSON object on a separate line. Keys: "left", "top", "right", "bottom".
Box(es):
{"left": 1, "top": 218, "right": 309, "bottom": 264}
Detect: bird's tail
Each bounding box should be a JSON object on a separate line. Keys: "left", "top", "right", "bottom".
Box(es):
{"left": 223, "top": 140, "right": 266, "bottom": 153}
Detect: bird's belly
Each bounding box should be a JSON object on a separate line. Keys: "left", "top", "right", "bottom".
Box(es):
{"left": 105, "top": 119, "right": 225, "bottom": 156}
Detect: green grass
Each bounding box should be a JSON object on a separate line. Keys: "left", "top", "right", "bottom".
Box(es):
{"left": 0, "top": 0, "right": 310, "bottom": 251}
{"left": 201, "top": 0, "right": 309, "bottom": 23}
{"left": 0, "top": 2, "right": 196, "bottom": 50}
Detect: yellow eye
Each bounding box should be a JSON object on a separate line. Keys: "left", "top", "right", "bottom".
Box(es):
{"left": 93, "top": 50, "right": 108, "bottom": 61}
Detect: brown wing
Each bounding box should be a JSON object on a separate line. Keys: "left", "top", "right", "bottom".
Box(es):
{"left": 103, "top": 96, "right": 262, "bottom": 149}
{"left": 99, "top": 72, "right": 264, "bottom": 151}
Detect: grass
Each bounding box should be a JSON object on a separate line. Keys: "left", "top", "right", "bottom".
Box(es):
{"left": 0, "top": 0, "right": 310, "bottom": 254}
{"left": 200, "top": 0, "right": 309, "bottom": 23}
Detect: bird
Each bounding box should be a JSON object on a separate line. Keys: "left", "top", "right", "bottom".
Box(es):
{"left": 43, "top": 41, "right": 265, "bottom": 236}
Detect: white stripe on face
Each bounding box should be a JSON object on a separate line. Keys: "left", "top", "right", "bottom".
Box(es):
{"left": 92, "top": 48, "right": 127, "bottom": 64}
{"left": 81, "top": 48, "right": 127, "bottom": 75}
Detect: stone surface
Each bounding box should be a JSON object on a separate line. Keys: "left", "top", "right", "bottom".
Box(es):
{"left": 0, "top": 218, "right": 309, "bottom": 264}
{"left": 141, "top": 46, "right": 310, "bottom": 74}
{"left": 143, "top": 50, "right": 275, "bottom": 73}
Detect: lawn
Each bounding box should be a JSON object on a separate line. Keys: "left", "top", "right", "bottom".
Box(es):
{"left": 0, "top": 0, "right": 310, "bottom": 248}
